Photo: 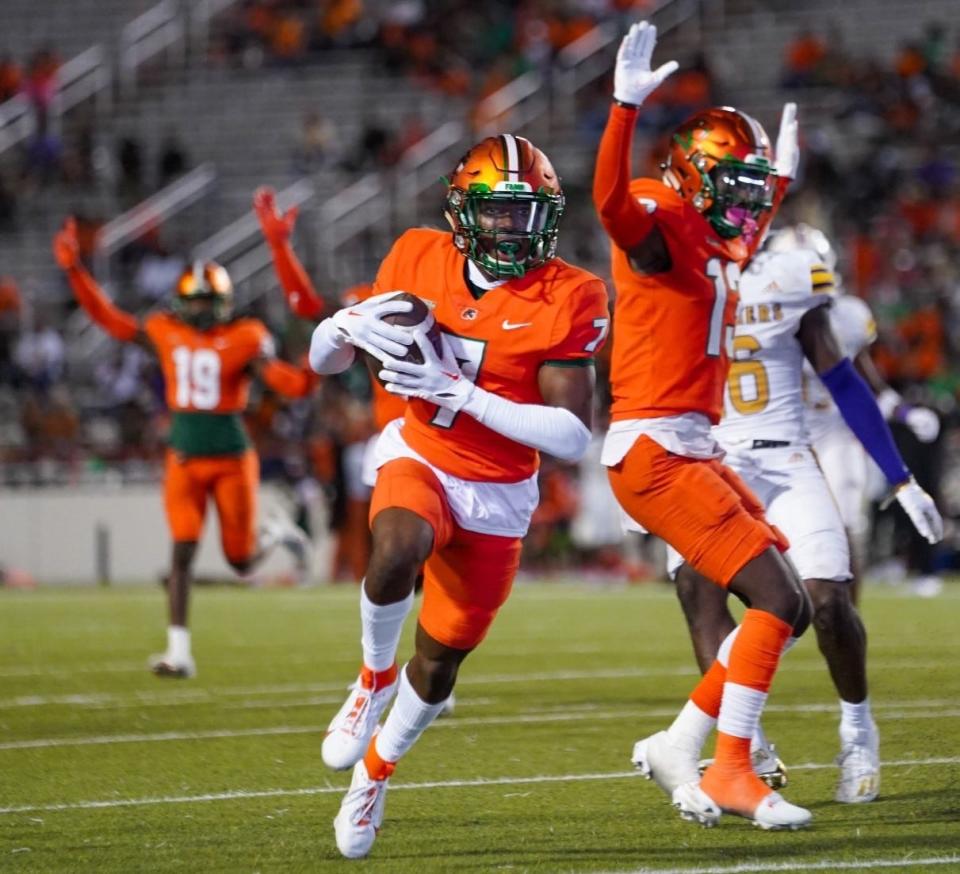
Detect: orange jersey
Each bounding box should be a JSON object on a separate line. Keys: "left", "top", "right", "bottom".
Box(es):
{"left": 594, "top": 103, "right": 789, "bottom": 425}
{"left": 144, "top": 313, "right": 274, "bottom": 413}
{"left": 608, "top": 178, "right": 741, "bottom": 423}
{"left": 373, "top": 229, "right": 609, "bottom": 483}
{"left": 344, "top": 283, "right": 407, "bottom": 430}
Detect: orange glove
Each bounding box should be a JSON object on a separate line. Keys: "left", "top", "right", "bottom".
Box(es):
{"left": 53, "top": 218, "right": 140, "bottom": 342}
{"left": 52, "top": 217, "right": 81, "bottom": 270}
{"left": 254, "top": 186, "right": 325, "bottom": 320}
{"left": 254, "top": 186, "right": 298, "bottom": 245}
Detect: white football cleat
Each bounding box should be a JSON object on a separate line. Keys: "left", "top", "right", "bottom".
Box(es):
{"left": 750, "top": 791, "right": 812, "bottom": 830}
{"left": 836, "top": 720, "right": 880, "bottom": 803}
{"left": 322, "top": 669, "right": 398, "bottom": 771}
{"left": 439, "top": 691, "right": 456, "bottom": 718}
{"left": 632, "top": 730, "right": 701, "bottom": 797}
{"left": 699, "top": 743, "right": 788, "bottom": 790}
{"left": 334, "top": 758, "right": 393, "bottom": 859}
{"left": 259, "top": 506, "right": 312, "bottom": 584}
{"left": 148, "top": 652, "right": 196, "bottom": 679}
{"left": 672, "top": 780, "right": 721, "bottom": 827}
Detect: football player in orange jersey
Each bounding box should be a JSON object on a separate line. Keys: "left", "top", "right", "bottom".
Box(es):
{"left": 256, "top": 187, "right": 460, "bottom": 714}
{"left": 305, "top": 134, "right": 609, "bottom": 858}
{"left": 593, "top": 22, "right": 813, "bottom": 829}
{"left": 52, "top": 217, "right": 316, "bottom": 678}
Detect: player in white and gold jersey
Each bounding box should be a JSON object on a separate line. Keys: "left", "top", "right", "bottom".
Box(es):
{"left": 644, "top": 232, "right": 942, "bottom": 807}
{"left": 781, "top": 225, "right": 942, "bottom": 588}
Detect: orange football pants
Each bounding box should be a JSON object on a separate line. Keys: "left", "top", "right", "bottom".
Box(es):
{"left": 608, "top": 436, "right": 787, "bottom": 586}
{"left": 370, "top": 457, "right": 521, "bottom": 650}
{"left": 164, "top": 448, "right": 259, "bottom": 564}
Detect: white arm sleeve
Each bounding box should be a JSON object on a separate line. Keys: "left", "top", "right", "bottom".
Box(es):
{"left": 308, "top": 318, "right": 356, "bottom": 375}
{"left": 460, "top": 385, "right": 591, "bottom": 462}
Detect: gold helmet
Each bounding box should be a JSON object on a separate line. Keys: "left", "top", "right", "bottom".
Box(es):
{"left": 662, "top": 107, "right": 776, "bottom": 244}
{"left": 174, "top": 260, "right": 233, "bottom": 330}
{"left": 444, "top": 134, "right": 564, "bottom": 279}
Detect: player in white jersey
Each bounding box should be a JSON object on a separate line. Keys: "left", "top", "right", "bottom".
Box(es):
{"left": 637, "top": 236, "right": 943, "bottom": 807}
{"left": 777, "top": 226, "right": 940, "bottom": 590}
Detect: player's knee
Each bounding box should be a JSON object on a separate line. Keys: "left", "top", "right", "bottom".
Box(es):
{"left": 809, "top": 581, "right": 852, "bottom": 635}
{"left": 368, "top": 512, "right": 434, "bottom": 592}
{"left": 676, "top": 565, "right": 728, "bottom": 627}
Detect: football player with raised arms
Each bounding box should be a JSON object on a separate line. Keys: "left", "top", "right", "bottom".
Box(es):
{"left": 52, "top": 219, "right": 315, "bottom": 678}
{"left": 594, "top": 21, "right": 812, "bottom": 829}
{"left": 306, "top": 134, "right": 609, "bottom": 858}
{"left": 662, "top": 225, "right": 942, "bottom": 807}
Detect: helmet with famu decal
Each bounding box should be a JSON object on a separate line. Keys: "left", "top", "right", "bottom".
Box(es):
{"left": 444, "top": 134, "right": 565, "bottom": 279}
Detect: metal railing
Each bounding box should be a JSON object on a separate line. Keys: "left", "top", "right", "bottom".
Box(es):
{"left": 192, "top": 177, "right": 315, "bottom": 264}
{"left": 0, "top": 45, "right": 111, "bottom": 155}
{"left": 97, "top": 162, "right": 218, "bottom": 259}
{"left": 119, "top": 0, "right": 185, "bottom": 97}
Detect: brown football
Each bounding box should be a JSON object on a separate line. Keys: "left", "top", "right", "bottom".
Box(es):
{"left": 362, "top": 292, "right": 443, "bottom": 385}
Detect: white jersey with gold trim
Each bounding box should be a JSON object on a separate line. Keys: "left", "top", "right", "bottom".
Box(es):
{"left": 714, "top": 248, "right": 834, "bottom": 448}
{"left": 803, "top": 295, "right": 877, "bottom": 445}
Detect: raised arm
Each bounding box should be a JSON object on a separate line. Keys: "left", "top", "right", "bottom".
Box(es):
{"left": 254, "top": 186, "right": 325, "bottom": 321}
{"left": 52, "top": 218, "right": 143, "bottom": 344}
{"left": 593, "top": 23, "right": 677, "bottom": 253}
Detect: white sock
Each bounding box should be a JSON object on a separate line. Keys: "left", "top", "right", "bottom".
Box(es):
{"left": 360, "top": 582, "right": 414, "bottom": 672}
{"left": 168, "top": 626, "right": 190, "bottom": 661}
{"left": 717, "top": 627, "right": 740, "bottom": 667}
{"left": 717, "top": 682, "right": 768, "bottom": 740}
{"left": 666, "top": 699, "right": 715, "bottom": 754}
{"left": 751, "top": 721, "right": 771, "bottom": 753}
{"left": 839, "top": 697, "right": 873, "bottom": 744}
{"left": 374, "top": 665, "right": 447, "bottom": 763}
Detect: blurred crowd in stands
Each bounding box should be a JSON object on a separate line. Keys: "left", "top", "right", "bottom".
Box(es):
{"left": 2, "top": 7, "right": 960, "bottom": 582}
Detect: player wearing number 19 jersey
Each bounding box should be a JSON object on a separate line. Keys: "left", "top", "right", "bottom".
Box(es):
{"left": 52, "top": 218, "right": 316, "bottom": 678}
{"left": 593, "top": 20, "right": 811, "bottom": 830}
{"left": 307, "top": 133, "right": 609, "bottom": 859}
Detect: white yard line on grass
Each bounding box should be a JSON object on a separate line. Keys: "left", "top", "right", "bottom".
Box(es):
{"left": 598, "top": 854, "right": 960, "bottom": 874}
{"left": 1, "top": 757, "right": 957, "bottom": 815}
{"left": 3, "top": 701, "right": 960, "bottom": 751}
{"left": 1, "top": 659, "right": 953, "bottom": 708}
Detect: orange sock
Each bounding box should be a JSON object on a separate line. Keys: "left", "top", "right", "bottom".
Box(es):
{"left": 709, "top": 609, "right": 791, "bottom": 787}
{"left": 360, "top": 663, "right": 398, "bottom": 691}
{"left": 363, "top": 739, "right": 397, "bottom": 781}
{"left": 690, "top": 659, "right": 726, "bottom": 718}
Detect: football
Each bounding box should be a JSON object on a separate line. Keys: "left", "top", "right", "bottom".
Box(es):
{"left": 363, "top": 292, "right": 443, "bottom": 384}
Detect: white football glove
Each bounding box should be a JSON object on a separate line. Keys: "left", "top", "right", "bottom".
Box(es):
{"left": 774, "top": 102, "right": 799, "bottom": 180}
{"left": 380, "top": 330, "right": 475, "bottom": 413}
{"left": 903, "top": 406, "right": 941, "bottom": 443}
{"left": 330, "top": 291, "right": 415, "bottom": 360}
{"left": 613, "top": 21, "right": 679, "bottom": 107}
{"left": 884, "top": 477, "right": 944, "bottom": 545}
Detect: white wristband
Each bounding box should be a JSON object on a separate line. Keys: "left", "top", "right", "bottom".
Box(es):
{"left": 461, "top": 386, "right": 591, "bottom": 462}
{"left": 308, "top": 318, "right": 356, "bottom": 375}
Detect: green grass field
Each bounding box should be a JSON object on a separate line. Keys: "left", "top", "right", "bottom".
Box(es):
{"left": 1, "top": 582, "right": 959, "bottom": 873}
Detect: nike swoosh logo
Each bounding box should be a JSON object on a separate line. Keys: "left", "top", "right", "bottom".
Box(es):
{"left": 502, "top": 320, "right": 532, "bottom": 331}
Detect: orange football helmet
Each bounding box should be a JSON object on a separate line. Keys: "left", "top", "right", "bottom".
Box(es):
{"left": 173, "top": 260, "right": 234, "bottom": 330}
{"left": 444, "top": 134, "right": 564, "bottom": 279}
{"left": 661, "top": 107, "right": 775, "bottom": 243}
